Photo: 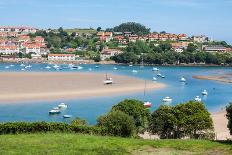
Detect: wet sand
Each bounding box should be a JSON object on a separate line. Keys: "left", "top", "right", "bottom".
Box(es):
{"left": 0, "top": 72, "right": 165, "bottom": 103}
{"left": 193, "top": 75, "right": 232, "bottom": 83}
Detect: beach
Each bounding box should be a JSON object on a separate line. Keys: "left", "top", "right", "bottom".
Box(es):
{"left": 193, "top": 75, "right": 232, "bottom": 83}
{"left": 0, "top": 72, "right": 165, "bottom": 103}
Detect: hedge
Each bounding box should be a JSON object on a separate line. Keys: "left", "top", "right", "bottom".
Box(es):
{"left": 0, "top": 122, "right": 107, "bottom": 135}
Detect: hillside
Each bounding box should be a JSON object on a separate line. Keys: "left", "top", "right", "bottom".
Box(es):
{"left": 64, "top": 28, "right": 97, "bottom": 34}
{"left": 0, "top": 133, "right": 231, "bottom": 155}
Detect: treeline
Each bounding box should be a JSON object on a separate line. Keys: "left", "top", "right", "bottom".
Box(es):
{"left": 112, "top": 41, "right": 232, "bottom": 65}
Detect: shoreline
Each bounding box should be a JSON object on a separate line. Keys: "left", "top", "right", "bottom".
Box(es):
{"left": 0, "top": 72, "right": 165, "bottom": 104}
{"left": 193, "top": 75, "right": 232, "bottom": 84}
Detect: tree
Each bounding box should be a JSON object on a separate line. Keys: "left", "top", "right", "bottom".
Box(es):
{"left": 71, "top": 117, "right": 88, "bottom": 126}
{"left": 97, "top": 110, "right": 136, "bottom": 137}
{"left": 112, "top": 52, "right": 139, "bottom": 64}
{"left": 96, "top": 27, "right": 102, "bottom": 32}
{"left": 112, "top": 22, "right": 150, "bottom": 35}
{"left": 226, "top": 102, "right": 232, "bottom": 135}
{"left": 112, "top": 99, "right": 150, "bottom": 132}
{"left": 187, "top": 43, "right": 197, "bottom": 53}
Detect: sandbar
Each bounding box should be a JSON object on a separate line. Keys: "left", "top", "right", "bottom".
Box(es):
{"left": 0, "top": 72, "right": 165, "bottom": 103}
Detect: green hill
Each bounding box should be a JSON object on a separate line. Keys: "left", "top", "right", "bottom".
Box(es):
{"left": 0, "top": 133, "right": 231, "bottom": 155}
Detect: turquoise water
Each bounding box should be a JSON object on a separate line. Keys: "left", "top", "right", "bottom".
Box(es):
{"left": 0, "top": 63, "right": 232, "bottom": 125}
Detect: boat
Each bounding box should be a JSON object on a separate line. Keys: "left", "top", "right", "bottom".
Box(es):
{"left": 202, "top": 90, "right": 208, "bottom": 95}
{"left": 10, "top": 64, "right": 14, "bottom": 67}
{"left": 163, "top": 96, "right": 172, "bottom": 102}
{"left": 132, "top": 70, "right": 138, "bottom": 73}
{"left": 152, "top": 77, "right": 157, "bottom": 81}
{"left": 194, "top": 96, "right": 202, "bottom": 102}
{"left": 113, "top": 67, "right": 118, "bottom": 70}
{"left": 103, "top": 73, "right": 113, "bottom": 85}
{"left": 49, "top": 107, "right": 61, "bottom": 114}
{"left": 21, "top": 68, "right": 25, "bottom": 71}
{"left": 45, "top": 66, "right": 51, "bottom": 69}
{"left": 144, "top": 101, "right": 152, "bottom": 108}
{"left": 53, "top": 64, "right": 59, "bottom": 68}
{"left": 58, "top": 103, "right": 67, "bottom": 109}
{"left": 95, "top": 65, "right": 99, "bottom": 68}
{"left": 129, "top": 64, "right": 133, "bottom": 67}
{"left": 152, "top": 67, "right": 159, "bottom": 71}
{"left": 157, "top": 73, "right": 162, "bottom": 77}
{"left": 161, "top": 75, "right": 165, "bottom": 78}
{"left": 63, "top": 115, "right": 72, "bottom": 118}
{"left": 77, "top": 66, "right": 83, "bottom": 70}
{"left": 180, "top": 77, "right": 186, "bottom": 82}
{"left": 25, "top": 65, "right": 32, "bottom": 69}
{"left": 20, "top": 64, "right": 25, "bottom": 67}
{"left": 5, "top": 66, "right": 9, "bottom": 69}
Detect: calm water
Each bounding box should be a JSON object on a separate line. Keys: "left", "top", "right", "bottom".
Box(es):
{"left": 0, "top": 63, "right": 231, "bottom": 124}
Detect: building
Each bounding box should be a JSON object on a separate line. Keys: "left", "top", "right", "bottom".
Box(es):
{"left": 24, "top": 44, "right": 41, "bottom": 54}
{"left": 34, "top": 36, "right": 45, "bottom": 45}
{"left": 204, "top": 46, "right": 227, "bottom": 53}
{"left": 0, "top": 45, "right": 19, "bottom": 54}
{"left": 18, "top": 35, "right": 30, "bottom": 43}
{"left": 148, "top": 33, "right": 159, "bottom": 41}
{"left": 0, "top": 26, "right": 37, "bottom": 34}
{"left": 193, "top": 35, "right": 208, "bottom": 43}
{"left": 178, "top": 34, "right": 188, "bottom": 41}
{"left": 97, "top": 32, "right": 113, "bottom": 42}
{"left": 171, "top": 42, "right": 190, "bottom": 49}
{"left": 48, "top": 54, "right": 76, "bottom": 61}
{"left": 100, "top": 48, "right": 123, "bottom": 60}
{"left": 128, "top": 35, "right": 138, "bottom": 42}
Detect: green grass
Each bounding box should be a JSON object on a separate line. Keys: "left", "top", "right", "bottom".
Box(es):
{"left": 0, "top": 133, "right": 232, "bottom": 155}
{"left": 64, "top": 28, "right": 97, "bottom": 34}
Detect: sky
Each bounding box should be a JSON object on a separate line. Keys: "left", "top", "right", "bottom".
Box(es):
{"left": 0, "top": 0, "right": 231, "bottom": 43}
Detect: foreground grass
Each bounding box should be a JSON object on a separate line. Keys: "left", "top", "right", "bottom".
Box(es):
{"left": 0, "top": 133, "right": 232, "bottom": 155}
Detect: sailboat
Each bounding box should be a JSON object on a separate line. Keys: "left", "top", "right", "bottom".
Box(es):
{"left": 143, "top": 80, "right": 152, "bottom": 108}
{"left": 103, "top": 73, "right": 113, "bottom": 85}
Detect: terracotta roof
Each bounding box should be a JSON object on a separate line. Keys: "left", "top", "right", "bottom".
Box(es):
{"left": 48, "top": 54, "right": 75, "bottom": 57}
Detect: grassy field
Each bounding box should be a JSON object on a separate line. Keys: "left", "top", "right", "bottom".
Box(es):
{"left": 64, "top": 28, "right": 97, "bottom": 34}
{"left": 0, "top": 133, "right": 232, "bottom": 155}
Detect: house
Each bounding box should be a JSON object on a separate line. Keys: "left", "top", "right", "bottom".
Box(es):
{"left": 124, "top": 32, "right": 132, "bottom": 37}
{"left": 129, "top": 35, "right": 138, "bottom": 42}
{"left": 100, "top": 48, "right": 123, "bottom": 60}
{"left": 23, "top": 44, "right": 41, "bottom": 54}
{"left": 97, "top": 32, "right": 113, "bottom": 42}
{"left": 0, "top": 45, "right": 19, "bottom": 54}
{"left": 34, "top": 36, "right": 45, "bottom": 45}
{"left": 193, "top": 35, "right": 208, "bottom": 43}
{"left": 138, "top": 36, "right": 148, "bottom": 42}
{"left": 169, "top": 34, "right": 178, "bottom": 41}
{"left": 18, "top": 35, "right": 30, "bottom": 43}
{"left": 159, "top": 34, "right": 169, "bottom": 41}
{"left": 171, "top": 42, "right": 190, "bottom": 49}
{"left": 178, "top": 34, "right": 188, "bottom": 41}
{"left": 148, "top": 33, "right": 159, "bottom": 41}
{"left": 65, "top": 48, "right": 75, "bottom": 53}
{"left": 204, "top": 46, "right": 227, "bottom": 53}
{"left": 48, "top": 54, "right": 76, "bottom": 61}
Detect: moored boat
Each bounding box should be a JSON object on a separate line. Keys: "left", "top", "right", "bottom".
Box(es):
{"left": 63, "top": 115, "right": 72, "bottom": 118}
{"left": 194, "top": 96, "right": 202, "bottom": 102}
{"left": 202, "top": 90, "right": 208, "bottom": 95}
{"left": 152, "top": 67, "right": 159, "bottom": 71}
{"left": 144, "top": 101, "right": 152, "bottom": 108}
{"left": 58, "top": 103, "right": 67, "bottom": 109}
{"left": 180, "top": 77, "right": 186, "bottom": 82}
{"left": 163, "top": 96, "right": 172, "bottom": 102}
{"left": 49, "top": 107, "right": 61, "bottom": 114}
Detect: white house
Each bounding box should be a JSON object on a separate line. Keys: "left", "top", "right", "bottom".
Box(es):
{"left": 193, "top": 35, "right": 208, "bottom": 43}
{"left": 0, "top": 46, "right": 20, "bottom": 54}
{"left": 48, "top": 54, "right": 76, "bottom": 61}
{"left": 100, "top": 49, "right": 123, "bottom": 60}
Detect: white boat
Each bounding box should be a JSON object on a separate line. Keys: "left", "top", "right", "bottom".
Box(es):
{"left": 58, "top": 103, "right": 67, "bottom": 109}
{"left": 144, "top": 101, "right": 152, "bottom": 108}
{"left": 5, "top": 66, "right": 9, "bottom": 69}
{"left": 21, "top": 68, "right": 25, "bottom": 71}
{"left": 63, "top": 115, "right": 72, "bottom": 118}
{"left": 132, "top": 70, "right": 138, "bottom": 73}
{"left": 20, "top": 64, "right": 25, "bottom": 67}
{"left": 152, "top": 77, "right": 157, "bottom": 81}
{"left": 10, "top": 64, "right": 14, "bottom": 67}
{"left": 157, "top": 73, "right": 162, "bottom": 77}
{"left": 95, "top": 65, "right": 99, "bottom": 68}
{"left": 104, "top": 78, "right": 113, "bottom": 85}
{"left": 113, "top": 67, "right": 118, "bottom": 70}
{"left": 49, "top": 107, "right": 61, "bottom": 114}
{"left": 129, "top": 64, "right": 133, "bottom": 67}
{"left": 202, "top": 90, "right": 208, "bottom": 95}
{"left": 180, "top": 77, "right": 186, "bottom": 82}
{"left": 152, "top": 67, "right": 159, "bottom": 71}
{"left": 161, "top": 75, "right": 165, "bottom": 78}
{"left": 77, "top": 66, "right": 83, "bottom": 70}
{"left": 163, "top": 96, "right": 172, "bottom": 102}
{"left": 25, "top": 65, "right": 32, "bottom": 69}
{"left": 53, "top": 64, "right": 59, "bottom": 68}
{"left": 194, "top": 96, "right": 202, "bottom": 102}
{"left": 45, "top": 66, "right": 51, "bottom": 69}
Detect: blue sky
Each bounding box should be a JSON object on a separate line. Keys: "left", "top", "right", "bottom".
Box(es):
{"left": 0, "top": 0, "right": 231, "bottom": 43}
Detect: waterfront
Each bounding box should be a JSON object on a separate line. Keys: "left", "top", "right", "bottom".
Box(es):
{"left": 0, "top": 63, "right": 232, "bottom": 125}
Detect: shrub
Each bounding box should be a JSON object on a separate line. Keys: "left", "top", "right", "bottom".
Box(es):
{"left": 97, "top": 110, "right": 136, "bottom": 137}
{"left": 226, "top": 102, "right": 232, "bottom": 135}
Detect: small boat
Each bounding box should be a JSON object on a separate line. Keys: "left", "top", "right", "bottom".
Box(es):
{"left": 157, "top": 73, "right": 162, "bottom": 77}
{"left": 25, "top": 65, "right": 32, "bottom": 69}
{"left": 58, "top": 103, "right": 67, "bottom": 109}
{"left": 194, "top": 96, "right": 202, "bottom": 102}
{"left": 77, "top": 66, "right": 83, "bottom": 70}
{"left": 21, "top": 68, "right": 25, "bottom": 71}
{"left": 144, "top": 101, "right": 152, "bottom": 108}
{"left": 113, "top": 67, "right": 118, "bottom": 70}
{"left": 5, "top": 66, "right": 9, "bottom": 69}
{"left": 20, "top": 64, "right": 25, "bottom": 67}
{"left": 45, "top": 66, "right": 51, "bottom": 69}
{"left": 63, "top": 115, "right": 72, "bottom": 118}
{"left": 53, "top": 64, "right": 59, "bottom": 68}
{"left": 95, "top": 65, "right": 99, "bottom": 68}
{"left": 163, "top": 96, "right": 172, "bottom": 102}
{"left": 104, "top": 78, "right": 113, "bottom": 85}
{"left": 202, "top": 90, "right": 208, "bottom": 95}
{"left": 180, "top": 77, "right": 186, "bottom": 82}
{"left": 132, "top": 70, "right": 138, "bottom": 73}
{"left": 10, "top": 64, "right": 14, "bottom": 67}
{"left": 152, "top": 77, "right": 157, "bottom": 81}
{"left": 49, "top": 107, "right": 61, "bottom": 114}
{"left": 161, "top": 75, "right": 165, "bottom": 78}
{"left": 129, "top": 64, "right": 133, "bottom": 67}
{"left": 152, "top": 67, "right": 159, "bottom": 71}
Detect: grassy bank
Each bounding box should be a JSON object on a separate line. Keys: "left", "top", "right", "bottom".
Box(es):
{"left": 0, "top": 133, "right": 232, "bottom": 155}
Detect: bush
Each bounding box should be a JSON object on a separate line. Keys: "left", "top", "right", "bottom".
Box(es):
{"left": 97, "top": 110, "right": 136, "bottom": 137}
{"left": 112, "top": 99, "right": 150, "bottom": 133}
{"left": 226, "top": 102, "right": 232, "bottom": 135}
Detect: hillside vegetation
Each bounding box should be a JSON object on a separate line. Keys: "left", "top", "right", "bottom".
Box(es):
{"left": 0, "top": 133, "right": 231, "bottom": 155}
